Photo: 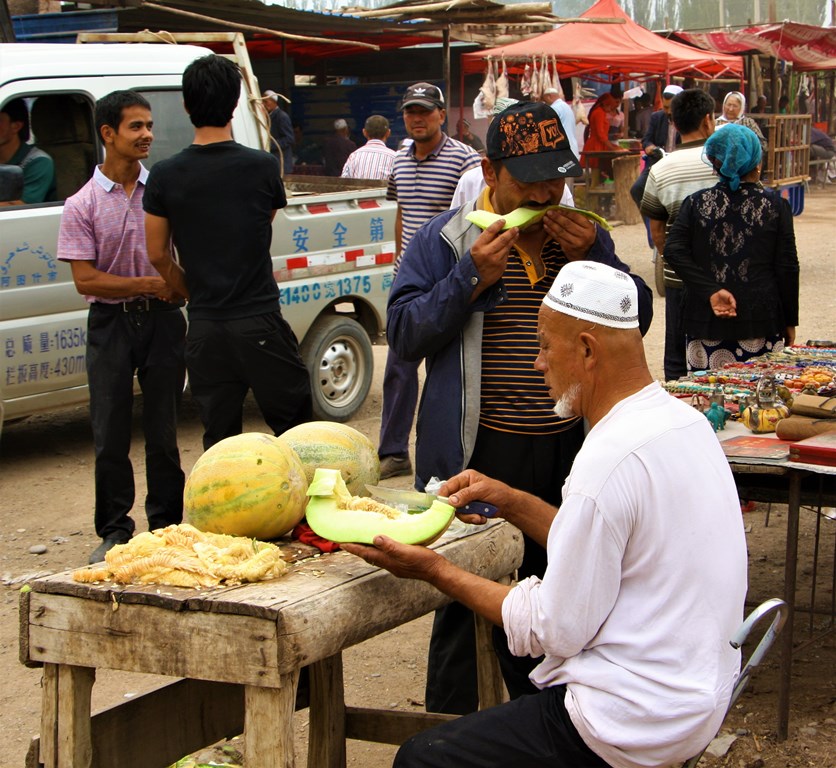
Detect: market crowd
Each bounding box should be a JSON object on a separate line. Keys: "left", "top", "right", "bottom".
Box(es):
{"left": 46, "top": 50, "right": 805, "bottom": 767}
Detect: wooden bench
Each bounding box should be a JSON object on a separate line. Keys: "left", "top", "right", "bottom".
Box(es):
{"left": 20, "top": 521, "right": 523, "bottom": 768}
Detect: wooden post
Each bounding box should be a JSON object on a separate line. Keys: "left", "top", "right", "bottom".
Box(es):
{"left": 308, "top": 655, "right": 347, "bottom": 768}
{"left": 612, "top": 154, "right": 641, "bottom": 225}
{"left": 245, "top": 672, "right": 300, "bottom": 768}
{"left": 474, "top": 611, "right": 507, "bottom": 709}
{"left": 39, "top": 664, "right": 95, "bottom": 768}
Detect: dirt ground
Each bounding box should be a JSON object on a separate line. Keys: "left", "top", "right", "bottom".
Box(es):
{"left": 1, "top": 187, "right": 835, "bottom": 768}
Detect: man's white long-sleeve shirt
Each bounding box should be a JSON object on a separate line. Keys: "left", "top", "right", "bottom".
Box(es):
{"left": 503, "top": 383, "right": 748, "bottom": 768}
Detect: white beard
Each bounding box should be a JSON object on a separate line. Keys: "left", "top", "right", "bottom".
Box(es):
{"left": 553, "top": 382, "right": 581, "bottom": 419}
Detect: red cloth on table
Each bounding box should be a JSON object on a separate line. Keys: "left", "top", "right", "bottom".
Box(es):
{"left": 292, "top": 522, "right": 341, "bottom": 553}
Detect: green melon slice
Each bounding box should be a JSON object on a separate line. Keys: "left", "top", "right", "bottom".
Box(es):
{"left": 305, "top": 468, "right": 455, "bottom": 546}
{"left": 466, "top": 204, "right": 613, "bottom": 232}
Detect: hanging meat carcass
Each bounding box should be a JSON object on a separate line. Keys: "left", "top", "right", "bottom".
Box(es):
{"left": 530, "top": 56, "right": 542, "bottom": 101}
{"left": 572, "top": 78, "right": 589, "bottom": 125}
{"left": 551, "top": 56, "right": 564, "bottom": 99}
{"left": 496, "top": 56, "right": 509, "bottom": 100}
{"left": 521, "top": 62, "right": 532, "bottom": 97}
{"left": 541, "top": 53, "right": 553, "bottom": 95}
{"left": 480, "top": 57, "right": 497, "bottom": 113}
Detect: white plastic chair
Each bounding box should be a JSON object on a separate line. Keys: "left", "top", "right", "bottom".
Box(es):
{"left": 682, "top": 598, "right": 789, "bottom": 768}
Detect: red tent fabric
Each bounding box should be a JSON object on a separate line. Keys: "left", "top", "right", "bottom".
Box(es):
{"left": 674, "top": 23, "right": 836, "bottom": 73}
{"left": 460, "top": 0, "right": 744, "bottom": 80}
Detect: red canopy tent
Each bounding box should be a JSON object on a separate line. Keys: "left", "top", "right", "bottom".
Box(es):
{"left": 674, "top": 22, "right": 836, "bottom": 73}
{"left": 460, "top": 0, "right": 744, "bottom": 81}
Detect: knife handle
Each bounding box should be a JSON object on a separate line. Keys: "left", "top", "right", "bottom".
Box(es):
{"left": 461, "top": 501, "right": 499, "bottom": 518}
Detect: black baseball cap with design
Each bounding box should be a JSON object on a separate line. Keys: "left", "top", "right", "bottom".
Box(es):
{"left": 400, "top": 82, "right": 445, "bottom": 111}
{"left": 487, "top": 101, "right": 582, "bottom": 182}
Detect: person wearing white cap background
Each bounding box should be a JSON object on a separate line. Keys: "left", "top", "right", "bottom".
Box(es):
{"left": 541, "top": 85, "right": 580, "bottom": 162}
{"left": 383, "top": 101, "right": 652, "bottom": 715}
{"left": 261, "top": 90, "right": 294, "bottom": 176}
{"left": 323, "top": 117, "right": 356, "bottom": 176}
{"left": 345, "top": 260, "right": 746, "bottom": 768}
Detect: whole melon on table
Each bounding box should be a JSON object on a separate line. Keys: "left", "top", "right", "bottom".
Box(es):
{"left": 185, "top": 432, "right": 308, "bottom": 540}
{"left": 276, "top": 421, "right": 380, "bottom": 496}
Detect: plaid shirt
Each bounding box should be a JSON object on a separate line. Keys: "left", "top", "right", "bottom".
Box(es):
{"left": 57, "top": 165, "right": 156, "bottom": 304}
{"left": 341, "top": 139, "right": 396, "bottom": 180}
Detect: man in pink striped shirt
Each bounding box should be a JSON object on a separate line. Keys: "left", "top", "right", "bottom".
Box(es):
{"left": 340, "top": 114, "right": 396, "bottom": 180}
{"left": 58, "top": 90, "right": 187, "bottom": 564}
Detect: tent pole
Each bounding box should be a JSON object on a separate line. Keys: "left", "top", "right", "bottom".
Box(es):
{"left": 443, "top": 26, "right": 451, "bottom": 115}
{"left": 459, "top": 57, "right": 465, "bottom": 137}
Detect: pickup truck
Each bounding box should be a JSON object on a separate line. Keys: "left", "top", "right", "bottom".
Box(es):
{"left": 0, "top": 40, "right": 396, "bottom": 433}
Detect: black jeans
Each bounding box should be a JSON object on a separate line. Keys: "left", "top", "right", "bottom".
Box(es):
{"left": 87, "top": 302, "right": 186, "bottom": 540}
{"left": 396, "top": 685, "right": 612, "bottom": 767}
{"left": 664, "top": 285, "right": 688, "bottom": 381}
{"left": 425, "top": 422, "right": 586, "bottom": 714}
{"left": 186, "top": 311, "right": 313, "bottom": 450}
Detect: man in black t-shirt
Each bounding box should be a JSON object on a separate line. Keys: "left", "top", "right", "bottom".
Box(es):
{"left": 145, "top": 54, "right": 312, "bottom": 449}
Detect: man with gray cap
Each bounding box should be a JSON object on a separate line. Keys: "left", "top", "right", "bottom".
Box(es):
{"left": 344, "top": 260, "right": 747, "bottom": 768}
{"left": 377, "top": 81, "right": 481, "bottom": 480}
{"left": 384, "top": 100, "right": 652, "bottom": 714}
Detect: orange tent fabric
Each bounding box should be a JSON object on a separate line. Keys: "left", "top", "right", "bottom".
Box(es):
{"left": 461, "top": 0, "right": 744, "bottom": 81}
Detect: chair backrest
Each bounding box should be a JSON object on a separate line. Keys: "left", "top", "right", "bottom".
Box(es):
{"left": 682, "top": 598, "right": 789, "bottom": 768}
{"left": 30, "top": 95, "right": 97, "bottom": 201}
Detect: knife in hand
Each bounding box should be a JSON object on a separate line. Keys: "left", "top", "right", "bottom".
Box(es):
{"left": 366, "top": 484, "right": 498, "bottom": 518}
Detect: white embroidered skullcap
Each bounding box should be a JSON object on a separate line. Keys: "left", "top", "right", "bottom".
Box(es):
{"left": 543, "top": 261, "right": 638, "bottom": 329}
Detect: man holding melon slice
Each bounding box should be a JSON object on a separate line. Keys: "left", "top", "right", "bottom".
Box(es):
{"left": 345, "top": 261, "right": 746, "bottom": 768}
{"left": 383, "top": 101, "right": 653, "bottom": 715}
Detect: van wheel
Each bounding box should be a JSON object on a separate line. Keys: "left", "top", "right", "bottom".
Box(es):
{"left": 300, "top": 315, "right": 373, "bottom": 422}
{"left": 653, "top": 248, "right": 666, "bottom": 298}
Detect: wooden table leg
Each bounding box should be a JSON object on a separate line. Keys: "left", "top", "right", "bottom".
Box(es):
{"left": 308, "top": 654, "right": 347, "bottom": 768}
{"left": 475, "top": 575, "right": 510, "bottom": 710}
{"left": 245, "top": 671, "right": 300, "bottom": 768}
{"left": 39, "top": 663, "right": 95, "bottom": 768}
{"left": 778, "top": 472, "right": 802, "bottom": 741}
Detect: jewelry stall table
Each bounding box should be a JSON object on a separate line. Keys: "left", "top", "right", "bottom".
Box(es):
{"left": 718, "top": 422, "right": 836, "bottom": 740}
{"left": 20, "top": 520, "right": 523, "bottom": 768}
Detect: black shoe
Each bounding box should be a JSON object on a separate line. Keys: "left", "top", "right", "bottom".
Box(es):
{"left": 89, "top": 534, "right": 130, "bottom": 564}
{"left": 379, "top": 455, "right": 412, "bottom": 480}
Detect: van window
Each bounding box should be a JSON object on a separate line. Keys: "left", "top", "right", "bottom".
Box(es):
{"left": 2, "top": 93, "right": 97, "bottom": 205}
{"left": 137, "top": 89, "right": 194, "bottom": 167}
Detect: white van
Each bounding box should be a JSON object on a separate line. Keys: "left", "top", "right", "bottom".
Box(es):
{"left": 0, "top": 41, "right": 396, "bottom": 432}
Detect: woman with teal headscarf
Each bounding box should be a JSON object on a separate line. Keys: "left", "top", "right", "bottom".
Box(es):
{"left": 664, "top": 123, "right": 799, "bottom": 370}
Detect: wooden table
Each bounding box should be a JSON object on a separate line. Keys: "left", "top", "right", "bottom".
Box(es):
{"left": 579, "top": 150, "right": 641, "bottom": 223}
{"left": 719, "top": 424, "right": 836, "bottom": 740}
{"left": 20, "top": 520, "right": 523, "bottom": 768}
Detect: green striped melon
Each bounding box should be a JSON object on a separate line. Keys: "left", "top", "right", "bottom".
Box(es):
{"left": 184, "top": 432, "right": 308, "bottom": 540}
{"left": 276, "top": 421, "right": 380, "bottom": 496}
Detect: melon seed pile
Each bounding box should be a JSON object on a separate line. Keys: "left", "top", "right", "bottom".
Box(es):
{"left": 73, "top": 523, "right": 287, "bottom": 588}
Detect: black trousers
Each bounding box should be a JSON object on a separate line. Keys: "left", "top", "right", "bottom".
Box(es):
{"left": 425, "top": 421, "right": 586, "bottom": 714}
{"left": 396, "top": 685, "right": 611, "bottom": 768}
{"left": 664, "top": 285, "right": 688, "bottom": 381}
{"left": 87, "top": 303, "right": 186, "bottom": 540}
{"left": 185, "top": 311, "right": 313, "bottom": 450}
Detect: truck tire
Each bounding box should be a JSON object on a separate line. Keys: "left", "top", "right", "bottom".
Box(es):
{"left": 653, "top": 248, "right": 666, "bottom": 298}
{"left": 300, "top": 315, "right": 374, "bottom": 422}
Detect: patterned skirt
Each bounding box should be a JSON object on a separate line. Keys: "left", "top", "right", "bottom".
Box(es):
{"left": 686, "top": 335, "right": 785, "bottom": 371}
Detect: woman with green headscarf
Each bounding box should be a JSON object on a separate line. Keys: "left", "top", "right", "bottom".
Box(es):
{"left": 664, "top": 123, "right": 799, "bottom": 371}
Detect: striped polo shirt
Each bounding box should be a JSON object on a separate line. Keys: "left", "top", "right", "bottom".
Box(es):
{"left": 387, "top": 133, "right": 480, "bottom": 262}
{"left": 477, "top": 192, "right": 579, "bottom": 434}
{"left": 640, "top": 140, "right": 715, "bottom": 289}
{"left": 341, "top": 139, "right": 396, "bottom": 180}
{"left": 57, "top": 164, "right": 155, "bottom": 304}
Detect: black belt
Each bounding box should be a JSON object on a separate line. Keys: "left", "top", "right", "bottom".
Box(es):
{"left": 93, "top": 299, "right": 183, "bottom": 312}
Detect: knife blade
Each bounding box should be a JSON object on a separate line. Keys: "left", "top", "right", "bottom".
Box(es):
{"left": 365, "top": 484, "right": 498, "bottom": 518}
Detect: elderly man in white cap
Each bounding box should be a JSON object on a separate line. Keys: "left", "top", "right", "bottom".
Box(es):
{"left": 345, "top": 260, "right": 747, "bottom": 768}
{"left": 262, "top": 89, "right": 294, "bottom": 176}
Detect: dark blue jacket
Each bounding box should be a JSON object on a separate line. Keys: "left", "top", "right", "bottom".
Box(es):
{"left": 643, "top": 109, "right": 681, "bottom": 152}
{"left": 386, "top": 202, "right": 653, "bottom": 489}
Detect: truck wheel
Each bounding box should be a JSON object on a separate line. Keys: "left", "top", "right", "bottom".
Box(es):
{"left": 653, "top": 248, "right": 666, "bottom": 298}
{"left": 300, "top": 315, "right": 373, "bottom": 422}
